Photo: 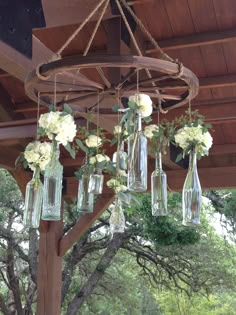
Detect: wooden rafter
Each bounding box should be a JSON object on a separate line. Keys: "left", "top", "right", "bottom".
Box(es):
{"left": 59, "top": 194, "right": 114, "bottom": 256}
{"left": 0, "top": 35, "right": 53, "bottom": 81}
{"left": 41, "top": 0, "right": 113, "bottom": 28}
{"left": 146, "top": 28, "right": 236, "bottom": 54}
{"left": 64, "top": 166, "right": 236, "bottom": 201}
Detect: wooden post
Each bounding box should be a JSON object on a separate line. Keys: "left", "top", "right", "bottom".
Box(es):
{"left": 36, "top": 218, "right": 63, "bottom": 315}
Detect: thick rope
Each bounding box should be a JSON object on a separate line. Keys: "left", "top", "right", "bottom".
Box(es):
{"left": 115, "top": 0, "right": 162, "bottom": 102}
{"left": 120, "top": 0, "right": 173, "bottom": 63}
{"left": 56, "top": 0, "right": 106, "bottom": 56}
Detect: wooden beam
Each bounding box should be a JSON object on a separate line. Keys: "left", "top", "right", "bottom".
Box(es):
{"left": 0, "top": 35, "right": 53, "bottom": 81}
{"left": 167, "top": 166, "right": 236, "bottom": 191}
{"left": 40, "top": 0, "right": 113, "bottom": 28}
{"left": 10, "top": 167, "right": 32, "bottom": 196}
{"left": 0, "top": 84, "right": 21, "bottom": 121}
{"left": 0, "top": 117, "right": 86, "bottom": 141}
{"left": 59, "top": 194, "right": 114, "bottom": 256}
{"left": 160, "top": 102, "right": 236, "bottom": 124}
{"left": 210, "top": 144, "right": 236, "bottom": 156}
{"left": 0, "top": 101, "right": 235, "bottom": 142}
{"left": 37, "top": 219, "right": 63, "bottom": 315}
{"left": 128, "top": 0, "right": 153, "bottom": 5}
{"left": 146, "top": 29, "right": 236, "bottom": 54}
{"left": 64, "top": 166, "right": 236, "bottom": 201}
{"left": 199, "top": 74, "right": 236, "bottom": 90}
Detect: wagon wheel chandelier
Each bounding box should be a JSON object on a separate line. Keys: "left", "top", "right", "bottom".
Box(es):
{"left": 25, "top": 0, "right": 199, "bottom": 113}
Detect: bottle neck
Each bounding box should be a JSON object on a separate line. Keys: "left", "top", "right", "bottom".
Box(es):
{"left": 189, "top": 150, "right": 197, "bottom": 169}
{"left": 114, "top": 196, "right": 122, "bottom": 210}
{"left": 119, "top": 141, "right": 124, "bottom": 151}
{"left": 33, "top": 167, "right": 40, "bottom": 180}
{"left": 136, "top": 112, "right": 142, "bottom": 132}
{"left": 155, "top": 151, "right": 162, "bottom": 169}
{"left": 51, "top": 140, "right": 60, "bottom": 160}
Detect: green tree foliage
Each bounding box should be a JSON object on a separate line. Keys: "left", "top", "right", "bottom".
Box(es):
{"left": 0, "top": 168, "right": 235, "bottom": 314}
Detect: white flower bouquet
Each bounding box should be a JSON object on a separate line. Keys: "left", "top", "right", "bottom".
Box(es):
{"left": 144, "top": 121, "right": 172, "bottom": 155}
{"left": 129, "top": 93, "right": 153, "bottom": 118}
{"left": 24, "top": 141, "right": 52, "bottom": 171}
{"left": 175, "top": 125, "right": 213, "bottom": 158}
{"left": 38, "top": 110, "right": 77, "bottom": 146}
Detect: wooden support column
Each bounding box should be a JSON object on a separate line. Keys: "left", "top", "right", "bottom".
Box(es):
{"left": 36, "top": 218, "right": 63, "bottom": 315}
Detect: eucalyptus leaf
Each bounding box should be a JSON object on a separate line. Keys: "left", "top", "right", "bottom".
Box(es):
{"left": 175, "top": 153, "right": 183, "bottom": 163}
{"left": 65, "top": 143, "right": 76, "bottom": 159}
{"left": 49, "top": 104, "right": 55, "bottom": 112}
{"left": 75, "top": 139, "right": 89, "bottom": 154}
{"left": 110, "top": 137, "right": 118, "bottom": 147}
{"left": 143, "top": 116, "right": 152, "bottom": 123}
{"left": 63, "top": 103, "right": 73, "bottom": 115}
{"left": 112, "top": 105, "right": 120, "bottom": 113}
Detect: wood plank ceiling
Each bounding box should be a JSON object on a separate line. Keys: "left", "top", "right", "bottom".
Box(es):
{"left": 0, "top": 0, "right": 236, "bottom": 192}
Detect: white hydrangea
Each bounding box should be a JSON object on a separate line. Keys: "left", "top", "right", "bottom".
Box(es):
{"left": 129, "top": 93, "right": 153, "bottom": 117}
{"left": 89, "top": 156, "right": 97, "bottom": 164}
{"left": 175, "top": 125, "right": 213, "bottom": 156}
{"left": 106, "top": 178, "right": 127, "bottom": 193}
{"left": 114, "top": 125, "right": 122, "bottom": 134}
{"left": 89, "top": 154, "right": 110, "bottom": 165}
{"left": 39, "top": 111, "right": 77, "bottom": 146}
{"left": 85, "top": 135, "right": 102, "bottom": 148}
{"left": 115, "top": 185, "right": 128, "bottom": 193}
{"left": 117, "top": 170, "right": 127, "bottom": 177}
{"left": 144, "top": 124, "right": 159, "bottom": 139}
{"left": 24, "top": 141, "right": 52, "bottom": 171}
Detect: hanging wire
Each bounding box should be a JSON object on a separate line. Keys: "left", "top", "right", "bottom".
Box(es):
{"left": 36, "top": 92, "right": 41, "bottom": 140}
{"left": 188, "top": 100, "right": 192, "bottom": 123}
{"left": 136, "top": 69, "right": 139, "bottom": 94}
{"left": 96, "top": 92, "right": 100, "bottom": 154}
{"left": 54, "top": 74, "right": 58, "bottom": 110}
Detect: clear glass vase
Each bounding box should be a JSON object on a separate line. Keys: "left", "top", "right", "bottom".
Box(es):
{"left": 41, "top": 141, "right": 63, "bottom": 221}
{"left": 109, "top": 197, "right": 125, "bottom": 235}
{"left": 23, "top": 167, "right": 43, "bottom": 228}
{"left": 127, "top": 113, "right": 147, "bottom": 192}
{"left": 182, "top": 150, "right": 202, "bottom": 226}
{"left": 112, "top": 141, "right": 128, "bottom": 170}
{"left": 151, "top": 152, "right": 168, "bottom": 216}
{"left": 77, "top": 164, "right": 94, "bottom": 213}
{"left": 88, "top": 168, "right": 104, "bottom": 194}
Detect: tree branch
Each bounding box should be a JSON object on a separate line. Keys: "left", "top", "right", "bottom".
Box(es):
{"left": 65, "top": 232, "right": 130, "bottom": 315}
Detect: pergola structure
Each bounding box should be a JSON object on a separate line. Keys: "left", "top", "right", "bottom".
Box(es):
{"left": 0, "top": 0, "right": 236, "bottom": 313}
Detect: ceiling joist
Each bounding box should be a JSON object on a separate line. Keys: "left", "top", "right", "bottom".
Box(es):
{"left": 146, "top": 28, "right": 236, "bottom": 54}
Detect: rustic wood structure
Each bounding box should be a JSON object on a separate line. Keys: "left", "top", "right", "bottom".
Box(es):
{"left": 0, "top": 0, "right": 236, "bottom": 313}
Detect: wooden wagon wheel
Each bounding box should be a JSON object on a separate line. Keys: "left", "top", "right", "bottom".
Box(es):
{"left": 25, "top": 55, "right": 199, "bottom": 113}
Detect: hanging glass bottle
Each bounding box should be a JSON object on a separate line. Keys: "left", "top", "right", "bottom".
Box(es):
{"left": 151, "top": 152, "right": 168, "bottom": 216}
{"left": 41, "top": 141, "right": 63, "bottom": 221}
{"left": 127, "top": 112, "right": 147, "bottom": 192}
{"left": 112, "top": 141, "right": 127, "bottom": 170}
{"left": 88, "top": 168, "right": 104, "bottom": 194}
{"left": 77, "top": 164, "right": 94, "bottom": 213}
{"left": 109, "top": 197, "right": 125, "bottom": 235}
{"left": 24, "top": 167, "right": 43, "bottom": 228}
{"left": 182, "top": 150, "right": 202, "bottom": 226}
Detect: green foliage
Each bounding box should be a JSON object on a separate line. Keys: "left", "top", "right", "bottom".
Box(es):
{"left": 127, "top": 193, "right": 200, "bottom": 246}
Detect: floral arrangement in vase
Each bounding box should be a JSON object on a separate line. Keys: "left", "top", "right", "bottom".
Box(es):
{"left": 173, "top": 109, "right": 213, "bottom": 160}
{"left": 74, "top": 128, "right": 114, "bottom": 213}
{"left": 17, "top": 104, "right": 77, "bottom": 228}
{"left": 144, "top": 121, "right": 173, "bottom": 217}
{"left": 173, "top": 109, "right": 213, "bottom": 226}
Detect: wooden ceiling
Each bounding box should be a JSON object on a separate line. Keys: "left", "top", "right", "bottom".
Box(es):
{"left": 1, "top": 0, "right": 236, "bottom": 194}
